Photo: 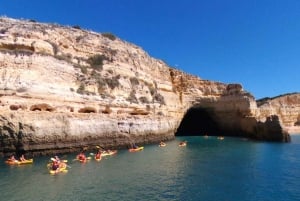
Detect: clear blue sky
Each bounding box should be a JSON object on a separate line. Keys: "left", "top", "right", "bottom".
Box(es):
{"left": 1, "top": 0, "right": 300, "bottom": 99}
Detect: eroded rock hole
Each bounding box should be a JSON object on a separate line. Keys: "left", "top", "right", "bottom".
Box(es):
{"left": 175, "top": 107, "right": 221, "bottom": 136}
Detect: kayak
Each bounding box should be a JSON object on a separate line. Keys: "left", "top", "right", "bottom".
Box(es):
{"left": 101, "top": 150, "right": 117, "bottom": 157}
{"left": 179, "top": 143, "right": 187, "bottom": 147}
{"left": 49, "top": 168, "right": 68, "bottom": 175}
{"left": 5, "top": 159, "right": 33, "bottom": 165}
{"left": 159, "top": 143, "right": 166, "bottom": 147}
{"left": 129, "top": 147, "right": 144, "bottom": 152}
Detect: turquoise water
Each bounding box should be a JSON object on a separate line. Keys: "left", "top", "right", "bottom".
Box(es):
{"left": 1, "top": 135, "right": 300, "bottom": 201}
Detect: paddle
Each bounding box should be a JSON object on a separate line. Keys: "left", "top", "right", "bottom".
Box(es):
{"left": 90, "top": 145, "right": 101, "bottom": 156}
{"left": 83, "top": 147, "right": 88, "bottom": 151}
{"left": 96, "top": 145, "right": 106, "bottom": 150}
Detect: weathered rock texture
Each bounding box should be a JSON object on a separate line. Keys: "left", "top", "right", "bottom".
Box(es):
{"left": 257, "top": 93, "right": 300, "bottom": 134}
{"left": 0, "top": 17, "right": 291, "bottom": 156}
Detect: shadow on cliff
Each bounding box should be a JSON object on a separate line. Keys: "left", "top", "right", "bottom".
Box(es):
{"left": 175, "top": 107, "right": 222, "bottom": 136}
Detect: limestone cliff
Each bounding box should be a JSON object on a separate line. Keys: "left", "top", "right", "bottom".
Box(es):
{"left": 257, "top": 93, "right": 300, "bottom": 134}
{"left": 0, "top": 17, "right": 290, "bottom": 156}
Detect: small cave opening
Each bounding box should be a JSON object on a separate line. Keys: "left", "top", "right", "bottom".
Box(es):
{"left": 78, "top": 107, "right": 97, "bottom": 113}
{"left": 175, "top": 107, "right": 222, "bottom": 136}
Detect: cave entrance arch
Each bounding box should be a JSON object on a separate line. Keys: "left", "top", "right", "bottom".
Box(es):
{"left": 175, "top": 106, "right": 222, "bottom": 136}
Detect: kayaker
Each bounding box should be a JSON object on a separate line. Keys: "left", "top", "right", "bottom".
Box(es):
{"left": 9, "top": 155, "right": 17, "bottom": 162}
{"left": 77, "top": 152, "right": 86, "bottom": 161}
{"left": 52, "top": 160, "right": 59, "bottom": 171}
{"left": 19, "top": 154, "right": 26, "bottom": 161}
{"left": 179, "top": 141, "right": 187, "bottom": 146}
{"left": 159, "top": 141, "right": 166, "bottom": 146}
{"left": 95, "top": 150, "right": 102, "bottom": 160}
{"left": 132, "top": 143, "right": 138, "bottom": 149}
{"left": 54, "top": 156, "right": 61, "bottom": 163}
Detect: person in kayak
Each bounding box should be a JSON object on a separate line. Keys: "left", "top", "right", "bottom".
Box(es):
{"left": 179, "top": 141, "right": 187, "bottom": 146}
{"left": 52, "top": 160, "right": 59, "bottom": 171}
{"left": 132, "top": 143, "right": 138, "bottom": 149}
{"left": 95, "top": 150, "right": 102, "bottom": 160}
{"left": 19, "top": 154, "right": 26, "bottom": 161}
{"left": 159, "top": 141, "right": 166, "bottom": 147}
{"left": 9, "top": 155, "right": 18, "bottom": 162}
{"left": 77, "top": 152, "right": 86, "bottom": 161}
{"left": 54, "top": 156, "right": 61, "bottom": 163}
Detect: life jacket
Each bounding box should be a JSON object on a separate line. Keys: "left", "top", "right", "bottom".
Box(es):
{"left": 52, "top": 161, "right": 59, "bottom": 170}
{"left": 78, "top": 154, "right": 86, "bottom": 160}
{"left": 95, "top": 153, "right": 101, "bottom": 159}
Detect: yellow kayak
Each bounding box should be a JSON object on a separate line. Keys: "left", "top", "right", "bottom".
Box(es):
{"left": 129, "top": 147, "right": 144, "bottom": 152}
{"left": 5, "top": 159, "right": 33, "bottom": 165}
{"left": 101, "top": 150, "right": 117, "bottom": 157}
{"left": 49, "top": 167, "right": 68, "bottom": 175}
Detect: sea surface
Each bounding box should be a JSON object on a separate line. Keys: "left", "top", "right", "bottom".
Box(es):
{"left": 1, "top": 135, "right": 300, "bottom": 201}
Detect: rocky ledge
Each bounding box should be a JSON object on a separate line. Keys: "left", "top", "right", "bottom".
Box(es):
{"left": 0, "top": 17, "right": 292, "bottom": 156}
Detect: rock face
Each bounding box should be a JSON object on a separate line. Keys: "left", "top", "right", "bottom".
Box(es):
{"left": 0, "top": 17, "right": 291, "bottom": 156}
{"left": 257, "top": 93, "right": 300, "bottom": 134}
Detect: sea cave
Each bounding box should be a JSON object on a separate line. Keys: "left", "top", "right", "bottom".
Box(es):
{"left": 175, "top": 107, "right": 223, "bottom": 137}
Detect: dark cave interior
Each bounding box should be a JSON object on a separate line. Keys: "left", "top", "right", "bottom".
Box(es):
{"left": 175, "top": 107, "right": 222, "bottom": 136}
